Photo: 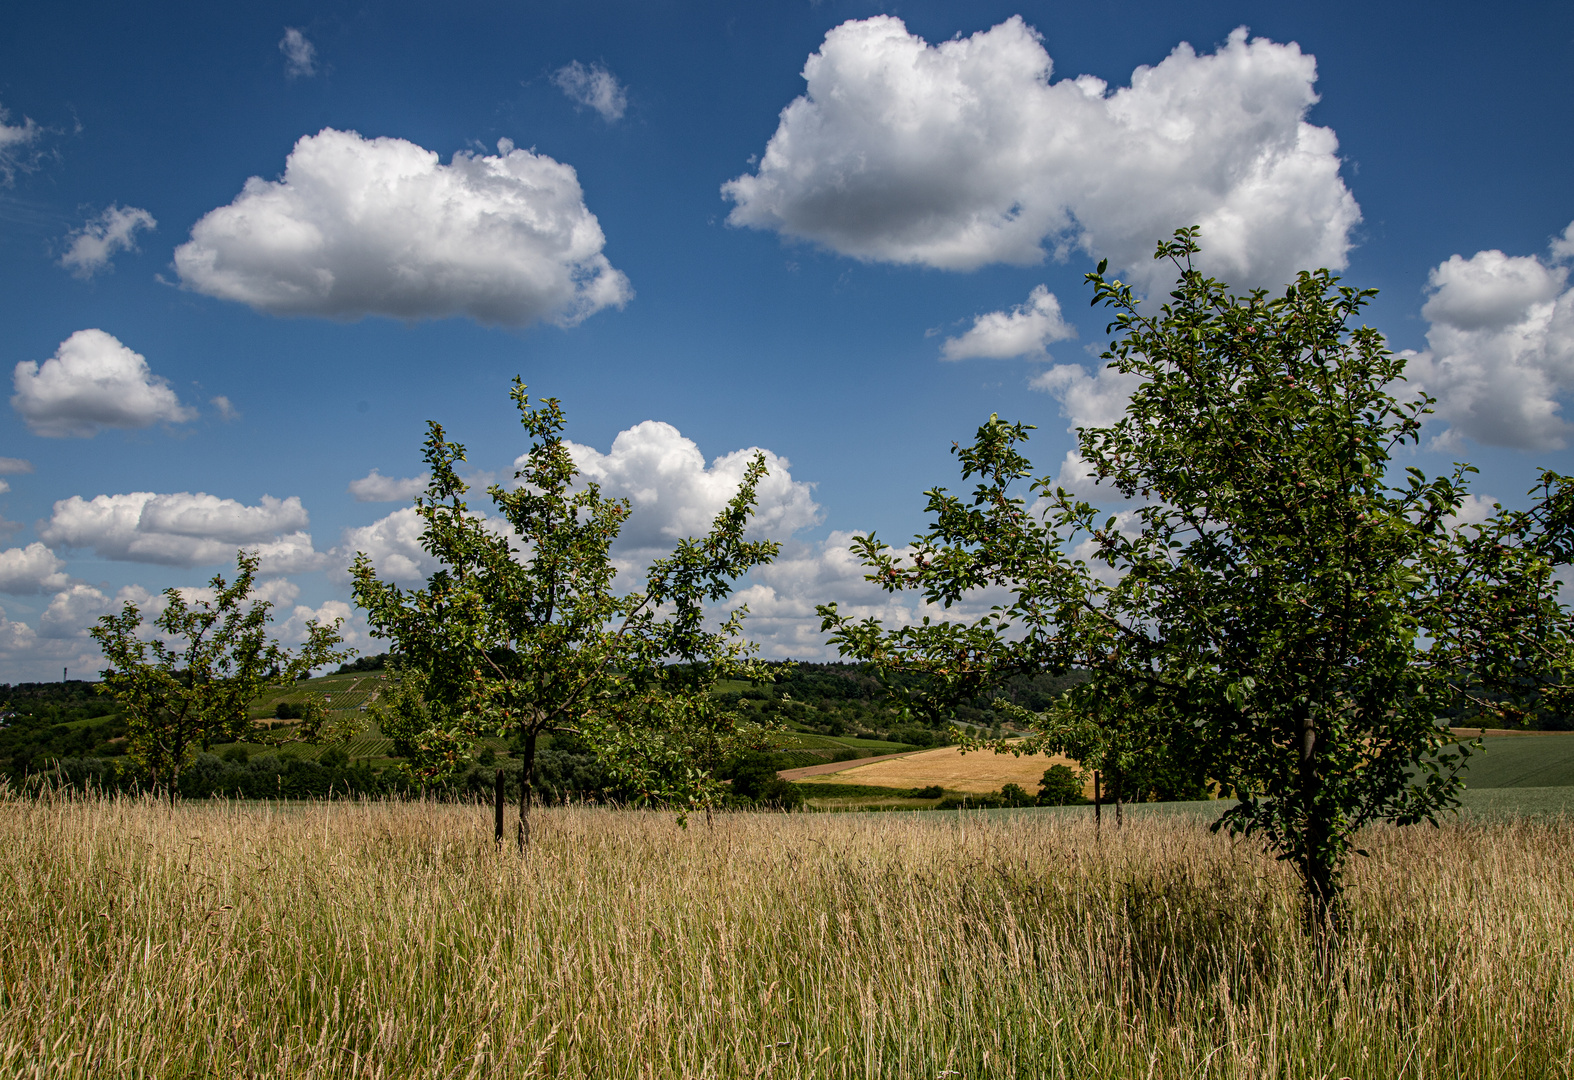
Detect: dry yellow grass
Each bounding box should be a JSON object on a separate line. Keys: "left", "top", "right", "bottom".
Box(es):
{"left": 3, "top": 792, "right": 1573, "bottom": 1078}
{"left": 803, "top": 744, "right": 1086, "bottom": 794}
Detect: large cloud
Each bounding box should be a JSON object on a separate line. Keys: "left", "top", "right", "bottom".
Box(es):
{"left": 941, "top": 285, "right": 1075, "bottom": 360}
{"left": 13, "top": 330, "right": 196, "bottom": 438}
{"left": 1404, "top": 226, "right": 1574, "bottom": 451}
{"left": 174, "top": 128, "right": 632, "bottom": 327}
{"left": 39, "top": 491, "right": 325, "bottom": 571}
{"left": 723, "top": 19, "right": 1359, "bottom": 291}
{"left": 0, "top": 543, "right": 71, "bottom": 595}
{"left": 562, "top": 422, "right": 821, "bottom": 553}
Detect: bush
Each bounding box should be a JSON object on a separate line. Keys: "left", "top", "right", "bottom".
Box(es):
{"left": 274, "top": 701, "right": 304, "bottom": 720}
{"left": 910, "top": 785, "right": 944, "bottom": 799}
{"left": 999, "top": 783, "right": 1035, "bottom": 807}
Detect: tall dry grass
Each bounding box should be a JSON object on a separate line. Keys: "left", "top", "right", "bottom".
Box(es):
{"left": 1, "top": 794, "right": 1571, "bottom": 1079}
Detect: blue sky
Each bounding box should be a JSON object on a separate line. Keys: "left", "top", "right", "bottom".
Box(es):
{"left": 2, "top": 0, "right": 1572, "bottom": 680}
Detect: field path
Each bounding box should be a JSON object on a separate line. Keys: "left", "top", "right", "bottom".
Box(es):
{"left": 777, "top": 750, "right": 926, "bottom": 781}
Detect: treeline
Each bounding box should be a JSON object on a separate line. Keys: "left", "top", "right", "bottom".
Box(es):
{"left": 713, "top": 661, "right": 1091, "bottom": 747}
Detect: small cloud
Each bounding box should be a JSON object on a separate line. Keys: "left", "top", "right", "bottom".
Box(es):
{"left": 0, "top": 457, "right": 33, "bottom": 475}
{"left": 59, "top": 205, "right": 157, "bottom": 279}
{"left": 12, "top": 329, "right": 197, "bottom": 438}
{"left": 552, "top": 61, "right": 628, "bottom": 122}
{"left": 1030, "top": 361, "right": 1143, "bottom": 432}
{"left": 0, "top": 100, "right": 44, "bottom": 184}
{"left": 941, "top": 285, "right": 1074, "bottom": 361}
{"left": 348, "top": 469, "right": 429, "bottom": 503}
{"left": 211, "top": 395, "right": 239, "bottom": 421}
{"left": 1551, "top": 221, "right": 1574, "bottom": 264}
{"left": 0, "top": 542, "right": 71, "bottom": 595}
{"left": 280, "top": 28, "right": 318, "bottom": 79}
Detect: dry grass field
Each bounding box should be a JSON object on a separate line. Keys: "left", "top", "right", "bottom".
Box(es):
{"left": 3, "top": 793, "right": 1573, "bottom": 1078}
{"left": 790, "top": 744, "right": 1085, "bottom": 794}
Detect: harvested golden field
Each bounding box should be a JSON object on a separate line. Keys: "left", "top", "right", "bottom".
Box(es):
{"left": 793, "top": 744, "right": 1086, "bottom": 794}
{"left": 5, "top": 793, "right": 1574, "bottom": 1079}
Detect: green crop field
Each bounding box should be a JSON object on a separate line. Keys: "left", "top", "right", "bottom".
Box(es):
{"left": 1453, "top": 733, "right": 1574, "bottom": 790}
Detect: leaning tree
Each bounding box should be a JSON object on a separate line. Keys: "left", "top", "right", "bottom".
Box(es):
{"left": 353, "top": 380, "right": 781, "bottom": 847}
{"left": 822, "top": 230, "right": 1573, "bottom": 926}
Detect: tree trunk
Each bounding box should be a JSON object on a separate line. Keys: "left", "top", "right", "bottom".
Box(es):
{"left": 493, "top": 766, "right": 506, "bottom": 845}
{"left": 1296, "top": 705, "right": 1338, "bottom": 933}
{"left": 1093, "top": 770, "right": 1101, "bottom": 832}
{"left": 517, "top": 730, "right": 538, "bottom": 855}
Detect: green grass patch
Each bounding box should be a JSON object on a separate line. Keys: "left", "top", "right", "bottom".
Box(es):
{"left": 767, "top": 732, "right": 914, "bottom": 754}
{"left": 792, "top": 782, "right": 934, "bottom": 800}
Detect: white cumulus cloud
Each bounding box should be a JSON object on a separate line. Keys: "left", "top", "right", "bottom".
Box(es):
{"left": 336, "top": 506, "right": 439, "bottom": 587}
{"left": 173, "top": 128, "right": 632, "bottom": 327}
{"left": 12, "top": 329, "right": 196, "bottom": 438}
{"left": 59, "top": 205, "right": 157, "bottom": 278}
{"left": 942, "top": 285, "right": 1074, "bottom": 360}
{"left": 561, "top": 422, "right": 822, "bottom": 554}
{"left": 0, "top": 543, "right": 70, "bottom": 595}
{"left": 724, "top": 532, "right": 1011, "bottom": 659}
{"left": 1030, "top": 361, "right": 1144, "bottom": 431}
{"left": 278, "top": 599, "right": 363, "bottom": 651}
{"left": 348, "top": 469, "right": 429, "bottom": 502}
{"left": 40, "top": 583, "right": 113, "bottom": 639}
{"left": 40, "top": 491, "right": 324, "bottom": 570}
{"left": 1404, "top": 226, "right": 1574, "bottom": 451}
{"left": 0, "top": 596, "right": 107, "bottom": 682}
{"left": 279, "top": 28, "right": 317, "bottom": 78}
{"left": 723, "top": 18, "right": 1359, "bottom": 292}
{"left": 340, "top": 422, "right": 821, "bottom": 589}
{"left": 553, "top": 61, "right": 628, "bottom": 121}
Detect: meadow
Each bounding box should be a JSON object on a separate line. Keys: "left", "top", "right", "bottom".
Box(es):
{"left": 4, "top": 793, "right": 1573, "bottom": 1078}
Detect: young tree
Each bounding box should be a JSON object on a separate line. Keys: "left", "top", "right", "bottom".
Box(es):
{"left": 90, "top": 551, "right": 348, "bottom": 794}
{"left": 822, "top": 230, "right": 1572, "bottom": 926}
{"left": 352, "top": 381, "right": 781, "bottom": 847}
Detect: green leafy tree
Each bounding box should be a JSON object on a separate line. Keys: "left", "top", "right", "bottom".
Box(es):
{"left": 90, "top": 551, "right": 348, "bottom": 794}
{"left": 352, "top": 381, "right": 780, "bottom": 847}
{"left": 1037, "top": 764, "right": 1087, "bottom": 807}
{"left": 822, "top": 230, "right": 1573, "bottom": 926}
